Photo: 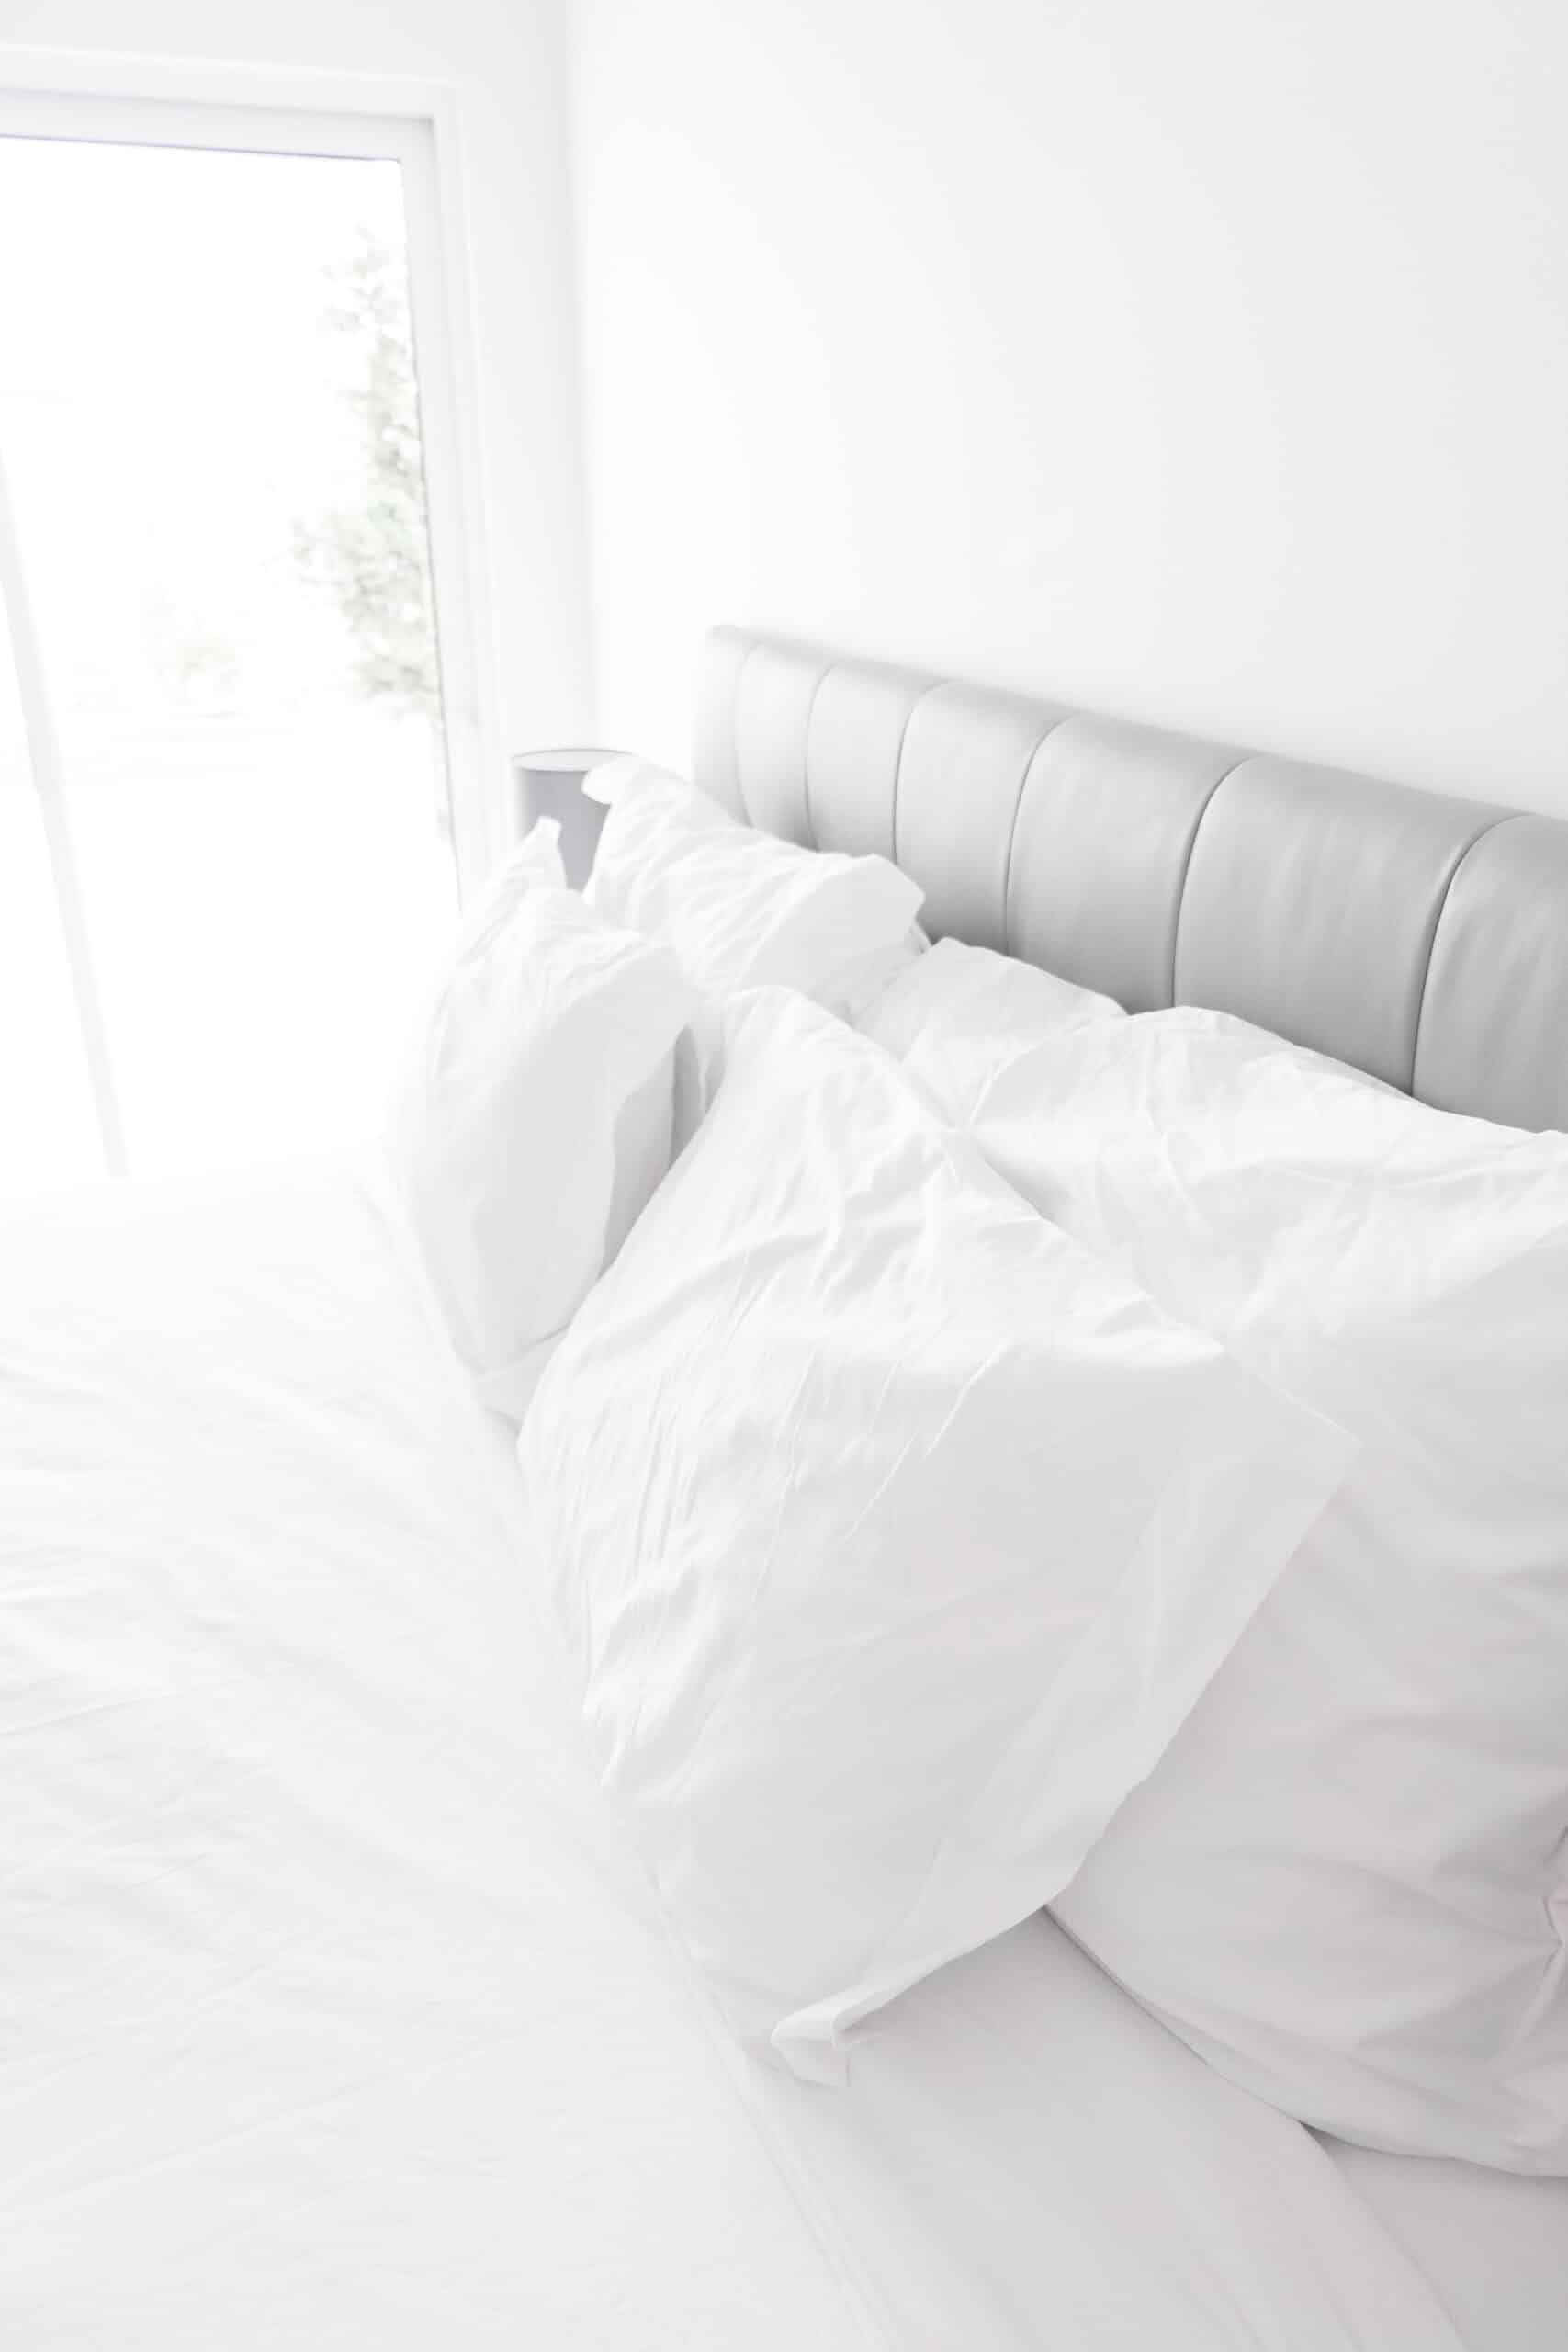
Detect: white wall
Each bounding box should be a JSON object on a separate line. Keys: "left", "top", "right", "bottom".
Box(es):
{"left": 0, "top": 0, "right": 594, "bottom": 763}
{"left": 570, "top": 0, "right": 1568, "bottom": 816}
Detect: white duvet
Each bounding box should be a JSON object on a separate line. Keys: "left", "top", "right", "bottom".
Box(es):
{"left": 0, "top": 1162, "right": 1467, "bottom": 2350}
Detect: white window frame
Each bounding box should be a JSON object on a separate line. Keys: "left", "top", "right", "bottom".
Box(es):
{"left": 0, "top": 52, "right": 507, "bottom": 904}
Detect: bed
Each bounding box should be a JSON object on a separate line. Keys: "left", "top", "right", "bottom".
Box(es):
{"left": 5, "top": 628, "right": 1566, "bottom": 2349}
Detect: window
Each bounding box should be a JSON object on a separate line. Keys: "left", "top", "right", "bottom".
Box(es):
{"left": 0, "top": 87, "right": 500, "bottom": 1187}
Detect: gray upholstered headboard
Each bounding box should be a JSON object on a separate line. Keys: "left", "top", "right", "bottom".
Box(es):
{"left": 693, "top": 627, "right": 1568, "bottom": 1133}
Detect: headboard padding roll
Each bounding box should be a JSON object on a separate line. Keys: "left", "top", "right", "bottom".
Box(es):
{"left": 694, "top": 627, "right": 1568, "bottom": 1133}
{"left": 1414, "top": 816, "right": 1568, "bottom": 1129}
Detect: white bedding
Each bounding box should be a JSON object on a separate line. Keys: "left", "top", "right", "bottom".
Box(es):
{"left": 0, "top": 1163, "right": 1478, "bottom": 2348}
{"left": 1319, "top": 2138, "right": 1568, "bottom": 2352}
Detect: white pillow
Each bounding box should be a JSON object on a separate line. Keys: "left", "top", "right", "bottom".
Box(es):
{"left": 388, "top": 824, "right": 695, "bottom": 1421}
{"left": 584, "top": 760, "right": 924, "bottom": 1013}
{"left": 582, "top": 755, "right": 739, "bottom": 844}
{"left": 517, "top": 989, "right": 1354, "bottom": 2086}
{"left": 904, "top": 1001, "right": 1568, "bottom": 2171}
{"left": 447, "top": 807, "right": 569, "bottom": 941}
{"left": 858, "top": 935, "right": 1125, "bottom": 1120}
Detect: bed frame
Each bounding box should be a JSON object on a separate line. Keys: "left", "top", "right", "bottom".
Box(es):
{"left": 692, "top": 628, "right": 1568, "bottom": 1133}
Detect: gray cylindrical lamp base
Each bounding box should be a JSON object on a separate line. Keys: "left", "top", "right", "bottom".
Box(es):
{"left": 510, "top": 748, "right": 623, "bottom": 889}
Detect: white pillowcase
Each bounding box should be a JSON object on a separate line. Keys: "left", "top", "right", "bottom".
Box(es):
{"left": 517, "top": 989, "right": 1354, "bottom": 2085}
{"left": 901, "top": 999, "right": 1568, "bottom": 2171}
{"left": 858, "top": 934, "right": 1125, "bottom": 1120}
{"left": 582, "top": 755, "right": 739, "bottom": 846}
{"left": 446, "top": 804, "right": 569, "bottom": 942}
{"left": 584, "top": 759, "right": 924, "bottom": 1014}
{"left": 388, "top": 823, "right": 695, "bottom": 1420}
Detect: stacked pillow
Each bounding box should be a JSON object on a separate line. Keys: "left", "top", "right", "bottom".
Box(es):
{"left": 857, "top": 934, "right": 1126, "bottom": 1113}
{"left": 393, "top": 764, "right": 1567, "bottom": 2177}
{"left": 878, "top": 994, "right": 1568, "bottom": 2173}
{"left": 390, "top": 786, "right": 1355, "bottom": 2088}
{"left": 518, "top": 989, "right": 1354, "bottom": 2081}
{"left": 584, "top": 758, "right": 925, "bottom": 1017}
{"left": 388, "top": 775, "right": 928, "bottom": 1412}
{"left": 387, "top": 820, "right": 694, "bottom": 1420}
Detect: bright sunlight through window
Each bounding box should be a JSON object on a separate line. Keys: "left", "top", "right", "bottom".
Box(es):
{"left": 0, "top": 132, "right": 459, "bottom": 1191}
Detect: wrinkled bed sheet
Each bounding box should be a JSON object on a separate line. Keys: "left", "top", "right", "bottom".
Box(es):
{"left": 1, "top": 1161, "right": 1469, "bottom": 2349}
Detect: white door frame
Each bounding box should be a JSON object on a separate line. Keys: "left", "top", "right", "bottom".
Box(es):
{"left": 0, "top": 52, "right": 506, "bottom": 899}
{"left": 0, "top": 440, "right": 129, "bottom": 1173}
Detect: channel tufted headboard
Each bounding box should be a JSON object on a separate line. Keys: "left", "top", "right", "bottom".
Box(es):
{"left": 693, "top": 628, "right": 1568, "bottom": 1133}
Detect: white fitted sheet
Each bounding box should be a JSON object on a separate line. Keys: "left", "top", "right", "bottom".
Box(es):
{"left": 0, "top": 1161, "right": 1476, "bottom": 2349}
{"left": 1319, "top": 2137, "right": 1568, "bottom": 2352}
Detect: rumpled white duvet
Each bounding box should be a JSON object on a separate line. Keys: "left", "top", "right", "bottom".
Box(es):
{"left": 0, "top": 1160, "right": 1467, "bottom": 2350}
